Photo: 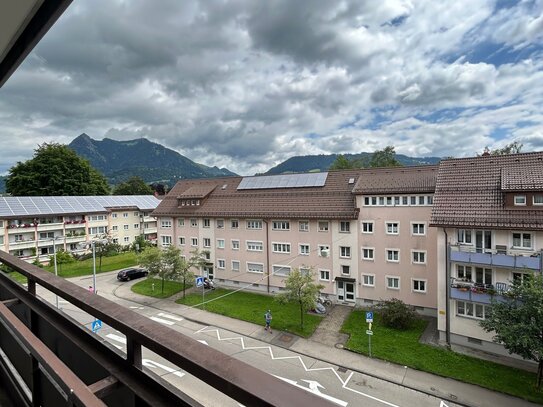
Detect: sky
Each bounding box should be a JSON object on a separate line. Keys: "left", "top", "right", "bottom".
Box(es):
{"left": 1, "top": 0, "right": 542, "bottom": 176}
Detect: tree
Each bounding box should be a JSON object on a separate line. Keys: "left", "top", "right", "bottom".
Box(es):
{"left": 369, "top": 146, "right": 402, "bottom": 168}
{"left": 276, "top": 268, "right": 324, "bottom": 331}
{"left": 170, "top": 248, "right": 209, "bottom": 300}
{"left": 482, "top": 141, "right": 524, "bottom": 156}
{"left": 6, "top": 143, "right": 110, "bottom": 196}
{"left": 138, "top": 246, "right": 168, "bottom": 293}
{"left": 49, "top": 249, "right": 75, "bottom": 274}
{"left": 131, "top": 235, "right": 152, "bottom": 253}
{"left": 113, "top": 176, "right": 154, "bottom": 195}
{"left": 329, "top": 154, "right": 366, "bottom": 170}
{"left": 480, "top": 274, "right": 543, "bottom": 390}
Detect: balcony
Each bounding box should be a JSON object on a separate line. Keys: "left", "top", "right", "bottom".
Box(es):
{"left": 37, "top": 222, "right": 64, "bottom": 231}
{"left": 64, "top": 220, "right": 87, "bottom": 229}
{"left": 450, "top": 278, "right": 510, "bottom": 305}
{"left": 450, "top": 245, "right": 542, "bottom": 271}
{"left": 9, "top": 239, "right": 36, "bottom": 250}
{"left": 143, "top": 227, "right": 158, "bottom": 234}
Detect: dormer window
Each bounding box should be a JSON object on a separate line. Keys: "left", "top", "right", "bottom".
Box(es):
{"left": 514, "top": 195, "right": 526, "bottom": 206}
{"left": 534, "top": 194, "right": 543, "bottom": 205}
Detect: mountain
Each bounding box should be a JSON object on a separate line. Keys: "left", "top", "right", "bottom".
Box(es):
{"left": 264, "top": 153, "right": 442, "bottom": 174}
{"left": 69, "top": 134, "right": 237, "bottom": 186}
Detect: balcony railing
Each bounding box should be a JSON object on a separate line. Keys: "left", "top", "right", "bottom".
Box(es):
{"left": 450, "top": 245, "right": 542, "bottom": 271}
{"left": 450, "top": 278, "right": 510, "bottom": 305}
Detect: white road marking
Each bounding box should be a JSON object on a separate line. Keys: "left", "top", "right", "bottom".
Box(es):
{"left": 440, "top": 402, "right": 449, "bottom": 407}
{"left": 106, "top": 334, "right": 127, "bottom": 344}
{"left": 197, "top": 340, "right": 209, "bottom": 345}
{"left": 342, "top": 372, "right": 399, "bottom": 407}
{"left": 157, "top": 312, "right": 183, "bottom": 321}
{"left": 274, "top": 375, "right": 348, "bottom": 406}
{"left": 150, "top": 316, "right": 175, "bottom": 326}
{"left": 142, "top": 359, "right": 185, "bottom": 378}
{"left": 130, "top": 306, "right": 145, "bottom": 309}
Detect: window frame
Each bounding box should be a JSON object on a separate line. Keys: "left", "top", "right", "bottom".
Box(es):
{"left": 512, "top": 232, "right": 532, "bottom": 249}
{"left": 319, "top": 269, "right": 330, "bottom": 281}
{"left": 386, "top": 248, "right": 400, "bottom": 263}
{"left": 411, "top": 222, "right": 426, "bottom": 236}
{"left": 412, "top": 250, "right": 427, "bottom": 264}
{"left": 272, "top": 242, "right": 291, "bottom": 254}
{"left": 412, "top": 279, "right": 427, "bottom": 293}
{"left": 247, "top": 262, "right": 264, "bottom": 274}
{"left": 318, "top": 221, "right": 329, "bottom": 232}
{"left": 362, "top": 274, "right": 375, "bottom": 287}
{"left": 361, "top": 247, "right": 375, "bottom": 261}
{"left": 361, "top": 221, "right": 374, "bottom": 234}
{"left": 386, "top": 276, "right": 400, "bottom": 290}
{"left": 514, "top": 195, "right": 527, "bottom": 206}
{"left": 385, "top": 221, "right": 399, "bottom": 235}
{"left": 339, "top": 221, "right": 351, "bottom": 233}
{"left": 246, "top": 240, "right": 263, "bottom": 252}
{"left": 299, "top": 243, "right": 310, "bottom": 256}
{"left": 299, "top": 220, "right": 309, "bottom": 232}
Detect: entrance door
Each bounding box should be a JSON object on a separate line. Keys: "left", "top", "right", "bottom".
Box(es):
{"left": 345, "top": 282, "right": 355, "bottom": 302}
{"left": 475, "top": 230, "right": 492, "bottom": 253}
{"left": 337, "top": 281, "right": 345, "bottom": 301}
{"left": 204, "top": 266, "right": 214, "bottom": 280}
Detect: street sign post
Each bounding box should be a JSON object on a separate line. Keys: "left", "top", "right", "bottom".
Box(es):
{"left": 365, "top": 311, "right": 374, "bottom": 357}
{"left": 195, "top": 277, "right": 204, "bottom": 287}
{"left": 92, "top": 319, "right": 102, "bottom": 333}
{"left": 365, "top": 311, "right": 373, "bottom": 323}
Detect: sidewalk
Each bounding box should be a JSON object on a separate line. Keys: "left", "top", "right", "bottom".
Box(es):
{"left": 113, "top": 282, "right": 539, "bottom": 407}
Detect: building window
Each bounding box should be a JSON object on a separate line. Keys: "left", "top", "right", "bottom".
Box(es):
{"left": 161, "top": 219, "right": 172, "bottom": 228}
{"left": 231, "top": 240, "right": 240, "bottom": 250}
{"left": 217, "top": 239, "right": 225, "bottom": 249}
{"left": 216, "top": 219, "right": 224, "bottom": 229}
{"left": 161, "top": 236, "right": 172, "bottom": 247}
{"left": 272, "top": 242, "right": 291, "bottom": 253}
{"left": 246, "top": 220, "right": 262, "bottom": 230}
{"left": 513, "top": 272, "right": 531, "bottom": 283}
{"left": 203, "top": 238, "right": 211, "bottom": 248}
{"left": 191, "top": 238, "right": 198, "bottom": 247}
{"left": 475, "top": 267, "right": 492, "bottom": 285}
{"left": 203, "top": 219, "right": 211, "bottom": 228}
{"left": 15, "top": 234, "right": 24, "bottom": 242}
{"left": 232, "top": 260, "right": 240, "bottom": 271}
{"left": 386, "top": 222, "right": 399, "bottom": 235}
{"left": 341, "top": 265, "right": 350, "bottom": 275}
{"left": 247, "top": 262, "right": 264, "bottom": 273}
{"left": 318, "top": 244, "right": 330, "bottom": 257}
{"left": 134, "top": 224, "right": 139, "bottom": 229}
{"left": 299, "top": 244, "right": 310, "bottom": 255}
{"left": 340, "top": 221, "right": 350, "bottom": 233}
{"left": 411, "top": 223, "right": 425, "bottom": 236}
{"left": 178, "top": 218, "right": 185, "bottom": 227}
{"left": 217, "top": 259, "right": 225, "bottom": 269}
{"left": 112, "top": 213, "right": 117, "bottom": 219}
{"left": 534, "top": 195, "right": 543, "bottom": 205}
{"left": 190, "top": 219, "right": 198, "bottom": 227}
{"left": 124, "top": 225, "right": 129, "bottom": 230}
{"left": 402, "top": 196, "right": 409, "bottom": 205}
{"left": 412, "top": 279, "right": 427, "bottom": 293}
{"left": 124, "top": 236, "right": 130, "bottom": 243}
{"left": 457, "top": 301, "right": 489, "bottom": 320}
{"left": 410, "top": 196, "right": 417, "bottom": 205}
{"left": 512, "top": 232, "right": 532, "bottom": 249}
{"left": 273, "top": 265, "right": 291, "bottom": 276}
{"left": 134, "top": 212, "right": 139, "bottom": 217}
{"left": 339, "top": 246, "right": 351, "bottom": 258}
{"left": 514, "top": 195, "right": 526, "bottom": 206}
{"left": 386, "top": 276, "right": 400, "bottom": 289}
{"left": 412, "top": 250, "right": 426, "bottom": 264}
{"left": 319, "top": 269, "right": 330, "bottom": 281}
{"left": 457, "top": 229, "right": 472, "bottom": 244}
{"left": 272, "top": 221, "right": 290, "bottom": 231}
{"left": 456, "top": 265, "right": 472, "bottom": 280}
{"left": 386, "top": 249, "right": 399, "bottom": 262}
{"left": 362, "top": 247, "right": 374, "bottom": 260}
{"left": 88, "top": 226, "right": 107, "bottom": 235}
{"left": 123, "top": 213, "right": 128, "bottom": 218}
{"left": 427, "top": 196, "right": 433, "bottom": 205}
{"left": 247, "top": 241, "right": 263, "bottom": 251}
{"left": 318, "top": 221, "right": 329, "bottom": 232}
{"left": 179, "top": 237, "right": 185, "bottom": 245}
{"left": 361, "top": 221, "right": 374, "bottom": 234}
{"left": 299, "top": 221, "right": 309, "bottom": 232}
{"left": 362, "top": 274, "right": 375, "bottom": 287}
{"left": 231, "top": 219, "right": 239, "bottom": 229}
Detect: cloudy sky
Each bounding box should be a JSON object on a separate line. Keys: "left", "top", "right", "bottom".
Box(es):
{"left": 1, "top": 0, "right": 542, "bottom": 175}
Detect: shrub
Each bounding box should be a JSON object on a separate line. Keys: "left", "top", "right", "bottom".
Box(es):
{"left": 374, "top": 298, "right": 417, "bottom": 330}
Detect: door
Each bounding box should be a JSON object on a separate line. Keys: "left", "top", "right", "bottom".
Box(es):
{"left": 204, "top": 266, "right": 214, "bottom": 280}
{"left": 345, "top": 282, "right": 355, "bottom": 302}
{"left": 475, "top": 230, "right": 492, "bottom": 253}
{"left": 337, "top": 281, "right": 345, "bottom": 301}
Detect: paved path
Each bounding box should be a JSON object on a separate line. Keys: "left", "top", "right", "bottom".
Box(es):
{"left": 309, "top": 305, "right": 351, "bottom": 347}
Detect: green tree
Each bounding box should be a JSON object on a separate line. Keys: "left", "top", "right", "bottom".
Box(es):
{"left": 131, "top": 235, "right": 152, "bottom": 253}
{"left": 330, "top": 155, "right": 355, "bottom": 170}
{"left": 6, "top": 143, "right": 110, "bottom": 196}
{"left": 49, "top": 249, "right": 75, "bottom": 274}
{"left": 369, "top": 146, "right": 402, "bottom": 168}
{"left": 480, "top": 274, "right": 543, "bottom": 390}
{"left": 276, "top": 268, "right": 324, "bottom": 331}
{"left": 113, "top": 176, "right": 153, "bottom": 195}
{"left": 170, "top": 248, "right": 209, "bottom": 300}
{"left": 483, "top": 141, "right": 524, "bottom": 156}
{"left": 138, "top": 246, "right": 167, "bottom": 293}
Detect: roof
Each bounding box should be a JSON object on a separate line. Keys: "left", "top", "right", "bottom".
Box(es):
{"left": 153, "top": 171, "right": 362, "bottom": 220}
{"left": 0, "top": 196, "right": 161, "bottom": 218}
{"left": 431, "top": 152, "right": 543, "bottom": 230}
{"left": 178, "top": 185, "right": 217, "bottom": 199}
{"left": 352, "top": 165, "right": 438, "bottom": 194}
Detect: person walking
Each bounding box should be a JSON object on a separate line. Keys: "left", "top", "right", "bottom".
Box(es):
{"left": 264, "top": 310, "right": 272, "bottom": 333}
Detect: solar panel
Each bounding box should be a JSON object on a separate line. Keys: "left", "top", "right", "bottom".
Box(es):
{"left": 237, "top": 172, "right": 328, "bottom": 190}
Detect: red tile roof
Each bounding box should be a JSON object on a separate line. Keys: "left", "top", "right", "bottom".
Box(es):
{"left": 352, "top": 165, "right": 438, "bottom": 194}
{"left": 431, "top": 152, "right": 543, "bottom": 230}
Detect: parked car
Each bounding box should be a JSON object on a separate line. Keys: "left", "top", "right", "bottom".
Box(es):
{"left": 117, "top": 268, "right": 148, "bottom": 281}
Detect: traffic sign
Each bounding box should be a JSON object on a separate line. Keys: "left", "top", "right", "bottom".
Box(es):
{"left": 366, "top": 330, "right": 373, "bottom": 335}
{"left": 365, "top": 311, "right": 373, "bottom": 323}
{"left": 196, "top": 276, "right": 204, "bottom": 287}
{"left": 92, "top": 319, "right": 102, "bottom": 333}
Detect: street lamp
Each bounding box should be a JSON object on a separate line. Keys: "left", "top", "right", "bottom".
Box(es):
{"left": 78, "top": 238, "right": 108, "bottom": 294}
{"left": 47, "top": 236, "right": 64, "bottom": 308}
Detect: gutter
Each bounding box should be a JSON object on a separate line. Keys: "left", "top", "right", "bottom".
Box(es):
{"left": 444, "top": 228, "right": 451, "bottom": 347}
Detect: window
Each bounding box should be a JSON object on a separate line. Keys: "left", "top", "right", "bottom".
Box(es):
{"left": 124, "top": 236, "right": 130, "bottom": 243}
{"left": 362, "top": 274, "right": 375, "bottom": 287}
{"left": 412, "top": 250, "right": 426, "bottom": 264}
{"left": 386, "top": 222, "right": 399, "bottom": 235}
{"left": 386, "top": 276, "right": 400, "bottom": 289}
{"left": 410, "top": 196, "right": 417, "bottom": 205}
{"left": 456, "top": 265, "right": 472, "bottom": 280}
{"left": 232, "top": 260, "right": 240, "bottom": 271}
{"left": 161, "top": 236, "right": 172, "bottom": 246}
{"left": 299, "top": 267, "right": 310, "bottom": 276}
{"left": 341, "top": 265, "right": 350, "bottom": 275}
{"left": 134, "top": 224, "right": 139, "bottom": 229}
{"left": 161, "top": 219, "right": 172, "bottom": 228}
{"left": 124, "top": 225, "right": 129, "bottom": 230}
{"left": 203, "top": 219, "right": 210, "bottom": 228}
{"left": 457, "top": 301, "right": 489, "bottom": 320}
{"left": 273, "top": 265, "right": 291, "bottom": 276}
{"left": 299, "top": 244, "right": 310, "bottom": 255}
{"left": 362, "top": 247, "right": 374, "bottom": 260}
{"left": 514, "top": 195, "right": 526, "bottom": 206}
{"left": 272, "top": 221, "right": 290, "bottom": 231}
{"left": 88, "top": 226, "right": 107, "bottom": 235}
{"left": 534, "top": 195, "right": 543, "bottom": 205}
{"left": 386, "top": 196, "right": 392, "bottom": 206}
{"left": 134, "top": 212, "right": 139, "bottom": 217}
{"left": 512, "top": 232, "right": 532, "bottom": 249}
{"left": 112, "top": 213, "right": 118, "bottom": 219}
{"left": 340, "top": 221, "right": 350, "bottom": 233}
{"left": 318, "top": 244, "right": 330, "bottom": 257}
{"left": 216, "top": 219, "right": 224, "bottom": 229}
{"left": 14, "top": 234, "right": 24, "bottom": 242}
{"left": 247, "top": 262, "right": 264, "bottom": 273}
{"left": 112, "top": 225, "right": 118, "bottom": 231}
{"left": 178, "top": 218, "right": 185, "bottom": 227}
{"left": 402, "top": 196, "right": 409, "bottom": 205}
{"left": 413, "top": 279, "right": 427, "bottom": 293}
{"left": 203, "top": 238, "right": 211, "bottom": 248}
{"left": 246, "top": 220, "right": 262, "bottom": 229}
{"left": 39, "top": 232, "right": 54, "bottom": 239}
{"left": 318, "top": 221, "right": 329, "bottom": 232}
{"left": 386, "top": 249, "right": 399, "bottom": 262}
{"left": 89, "top": 215, "right": 106, "bottom": 221}
{"left": 179, "top": 237, "right": 185, "bottom": 245}
{"left": 319, "top": 269, "right": 330, "bottom": 281}
{"left": 411, "top": 223, "right": 425, "bottom": 236}
{"left": 361, "top": 221, "right": 374, "bottom": 234}
{"left": 427, "top": 196, "right": 433, "bottom": 205}
{"left": 272, "top": 243, "right": 291, "bottom": 253}
{"left": 217, "top": 239, "right": 225, "bottom": 249}
{"left": 299, "top": 221, "right": 309, "bottom": 232}
{"left": 217, "top": 259, "right": 225, "bottom": 269}
{"left": 231, "top": 219, "right": 239, "bottom": 229}
{"left": 513, "top": 272, "right": 531, "bottom": 284}
{"left": 231, "top": 240, "right": 240, "bottom": 250}
{"left": 339, "top": 246, "right": 351, "bottom": 258}
{"left": 457, "top": 229, "right": 472, "bottom": 244}
{"left": 123, "top": 213, "right": 128, "bottom": 218}
{"left": 190, "top": 219, "right": 198, "bottom": 227}
{"left": 247, "top": 241, "right": 263, "bottom": 251}
{"left": 475, "top": 267, "right": 492, "bottom": 285}
{"left": 191, "top": 238, "right": 198, "bottom": 247}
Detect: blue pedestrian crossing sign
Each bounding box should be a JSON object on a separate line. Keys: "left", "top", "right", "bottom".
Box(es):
{"left": 92, "top": 319, "right": 102, "bottom": 333}
{"left": 366, "top": 311, "right": 373, "bottom": 323}
{"left": 196, "top": 276, "right": 204, "bottom": 287}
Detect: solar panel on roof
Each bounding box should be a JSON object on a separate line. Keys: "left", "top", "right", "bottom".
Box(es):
{"left": 237, "top": 172, "right": 328, "bottom": 190}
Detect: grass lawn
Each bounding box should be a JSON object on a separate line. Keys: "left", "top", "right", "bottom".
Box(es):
{"left": 43, "top": 252, "right": 139, "bottom": 278}
{"left": 131, "top": 277, "right": 190, "bottom": 299}
{"left": 177, "top": 288, "right": 323, "bottom": 338}
{"left": 3, "top": 271, "right": 28, "bottom": 285}
{"left": 342, "top": 310, "right": 543, "bottom": 404}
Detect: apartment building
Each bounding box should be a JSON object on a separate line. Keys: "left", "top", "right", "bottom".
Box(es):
{"left": 431, "top": 152, "right": 543, "bottom": 356}
{"left": 0, "top": 196, "right": 160, "bottom": 263}
{"left": 153, "top": 168, "right": 439, "bottom": 314}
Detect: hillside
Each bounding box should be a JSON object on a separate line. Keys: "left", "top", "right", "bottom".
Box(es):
{"left": 69, "top": 134, "right": 237, "bottom": 185}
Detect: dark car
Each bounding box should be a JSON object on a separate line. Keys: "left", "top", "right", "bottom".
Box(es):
{"left": 117, "top": 268, "right": 148, "bottom": 281}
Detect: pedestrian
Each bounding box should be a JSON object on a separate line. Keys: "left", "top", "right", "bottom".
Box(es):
{"left": 88, "top": 285, "right": 94, "bottom": 293}
{"left": 264, "top": 310, "right": 272, "bottom": 333}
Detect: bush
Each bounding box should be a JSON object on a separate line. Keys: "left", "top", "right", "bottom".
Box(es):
{"left": 374, "top": 298, "right": 417, "bottom": 330}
